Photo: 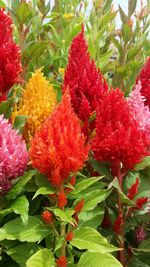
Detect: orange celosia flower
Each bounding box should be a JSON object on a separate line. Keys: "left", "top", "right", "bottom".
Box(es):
{"left": 12, "top": 69, "right": 57, "bottom": 143}
{"left": 30, "top": 92, "right": 89, "bottom": 187}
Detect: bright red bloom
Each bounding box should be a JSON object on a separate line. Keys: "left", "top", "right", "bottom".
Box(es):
{"left": 114, "top": 212, "right": 123, "bottom": 235}
{"left": 0, "top": 9, "right": 22, "bottom": 98}
{"left": 41, "top": 210, "right": 53, "bottom": 224}
{"left": 136, "top": 57, "right": 150, "bottom": 108}
{"left": 63, "top": 27, "right": 108, "bottom": 135}
{"left": 58, "top": 191, "right": 67, "bottom": 208}
{"left": 66, "top": 231, "right": 74, "bottom": 241}
{"left": 30, "top": 92, "right": 89, "bottom": 187}
{"left": 56, "top": 256, "right": 67, "bottom": 267}
{"left": 92, "top": 89, "right": 149, "bottom": 172}
{"left": 74, "top": 198, "right": 84, "bottom": 213}
{"left": 136, "top": 197, "right": 148, "bottom": 209}
{"left": 127, "top": 178, "right": 139, "bottom": 200}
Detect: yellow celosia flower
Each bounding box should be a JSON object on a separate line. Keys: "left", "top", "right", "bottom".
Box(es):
{"left": 12, "top": 69, "right": 57, "bottom": 143}
{"left": 63, "top": 13, "right": 74, "bottom": 20}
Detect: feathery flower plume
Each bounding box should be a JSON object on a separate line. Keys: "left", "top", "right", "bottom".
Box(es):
{"left": 12, "top": 69, "right": 57, "bottom": 143}
{"left": 56, "top": 256, "right": 67, "bottom": 267}
{"left": 41, "top": 210, "right": 53, "bottom": 224}
{"left": 92, "top": 89, "right": 149, "bottom": 172}
{"left": 0, "top": 9, "right": 22, "bottom": 100}
{"left": 63, "top": 27, "right": 108, "bottom": 135}
{"left": 30, "top": 92, "right": 89, "bottom": 187}
{"left": 127, "top": 178, "right": 139, "bottom": 200}
{"left": 136, "top": 57, "right": 150, "bottom": 108}
{"left": 128, "top": 81, "right": 150, "bottom": 140}
{"left": 0, "top": 115, "right": 28, "bottom": 195}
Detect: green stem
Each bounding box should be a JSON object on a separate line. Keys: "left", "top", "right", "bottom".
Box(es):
{"left": 60, "top": 223, "right": 66, "bottom": 256}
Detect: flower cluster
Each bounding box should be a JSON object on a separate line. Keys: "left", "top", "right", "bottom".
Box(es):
{"left": 136, "top": 57, "right": 150, "bottom": 108}
{"left": 0, "top": 115, "right": 28, "bottom": 194}
{"left": 63, "top": 27, "right": 108, "bottom": 135}
{"left": 0, "top": 9, "right": 22, "bottom": 101}
{"left": 128, "top": 81, "right": 150, "bottom": 141}
{"left": 92, "top": 88, "right": 149, "bottom": 172}
{"left": 12, "top": 69, "right": 57, "bottom": 143}
{"left": 30, "top": 92, "right": 89, "bottom": 187}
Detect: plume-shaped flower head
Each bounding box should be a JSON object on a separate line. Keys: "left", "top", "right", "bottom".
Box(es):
{"left": 128, "top": 81, "right": 150, "bottom": 141}
{"left": 0, "top": 8, "right": 22, "bottom": 99}
{"left": 0, "top": 115, "right": 28, "bottom": 195}
{"left": 63, "top": 27, "right": 108, "bottom": 135}
{"left": 12, "top": 69, "right": 57, "bottom": 143}
{"left": 30, "top": 92, "right": 89, "bottom": 187}
{"left": 92, "top": 88, "right": 149, "bottom": 172}
{"left": 136, "top": 57, "right": 150, "bottom": 108}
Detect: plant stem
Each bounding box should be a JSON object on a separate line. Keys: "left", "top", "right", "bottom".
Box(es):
{"left": 117, "top": 164, "right": 126, "bottom": 267}
{"left": 60, "top": 223, "right": 66, "bottom": 256}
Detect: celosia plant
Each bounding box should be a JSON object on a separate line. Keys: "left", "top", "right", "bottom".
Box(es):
{"left": 12, "top": 69, "right": 57, "bottom": 143}
{"left": 136, "top": 57, "right": 150, "bottom": 108}
{"left": 30, "top": 91, "right": 89, "bottom": 187}
{"left": 63, "top": 27, "right": 108, "bottom": 135}
{"left": 0, "top": 115, "right": 28, "bottom": 195}
{"left": 0, "top": 8, "right": 22, "bottom": 101}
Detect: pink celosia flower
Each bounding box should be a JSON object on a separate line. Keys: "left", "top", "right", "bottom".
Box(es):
{"left": 92, "top": 89, "right": 149, "bottom": 172}
{"left": 0, "top": 115, "right": 28, "bottom": 194}
{"left": 0, "top": 9, "right": 22, "bottom": 101}
{"left": 128, "top": 81, "right": 150, "bottom": 139}
{"left": 63, "top": 27, "right": 108, "bottom": 135}
{"left": 136, "top": 57, "right": 150, "bottom": 108}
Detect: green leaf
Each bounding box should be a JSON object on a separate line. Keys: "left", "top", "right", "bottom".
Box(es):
{"left": 26, "top": 249, "right": 55, "bottom": 267}
{"left": 78, "top": 252, "right": 122, "bottom": 267}
{"left": 89, "top": 158, "right": 112, "bottom": 179}
{"left": 79, "top": 205, "right": 104, "bottom": 229}
{"left": 70, "top": 227, "right": 119, "bottom": 253}
{"left": 15, "top": 2, "right": 32, "bottom": 26}
{"left": 52, "top": 208, "right": 74, "bottom": 225}
{"left": 32, "top": 187, "right": 55, "bottom": 200}
{"left": 122, "top": 23, "right": 132, "bottom": 44}
{"left": 6, "top": 243, "right": 39, "bottom": 267}
{"left": 73, "top": 176, "right": 103, "bottom": 195}
{"left": 13, "top": 115, "right": 28, "bottom": 134}
{"left": 135, "top": 156, "right": 150, "bottom": 171}
{"left": 35, "top": 173, "right": 51, "bottom": 188}
{"left": 99, "top": 10, "right": 117, "bottom": 30}
{"left": 139, "top": 238, "right": 150, "bottom": 252}
{"left": 119, "top": 5, "right": 128, "bottom": 24}
{"left": 0, "top": 97, "right": 15, "bottom": 119}
{"left": 128, "top": 0, "right": 137, "bottom": 17}
{"left": 83, "top": 189, "right": 112, "bottom": 211}
{"left": 0, "top": 0, "right": 6, "bottom": 8}
{"left": 6, "top": 170, "right": 37, "bottom": 200}
{"left": 11, "top": 195, "right": 29, "bottom": 225}
{"left": 0, "top": 216, "right": 50, "bottom": 242}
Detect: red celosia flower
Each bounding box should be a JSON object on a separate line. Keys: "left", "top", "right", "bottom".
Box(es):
{"left": 136, "top": 57, "right": 150, "bottom": 108}
{"left": 63, "top": 27, "right": 108, "bottom": 135}
{"left": 114, "top": 212, "right": 123, "bottom": 235}
{"left": 58, "top": 191, "right": 67, "bottom": 208}
{"left": 0, "top": 9, "right": 22, "bottom": 99}
{"left": 41, "top": 210, "right": 53, "bottom": 224}
{"left": 92, "top": 89, "right": 149, "bottom": 172}
{"left": 127, "top": 178, "right": 139, "bottom": 200}
{"left": 66, "top": 231, "right": 74, "bottom": 241}
{"left": 30, "top": 92, "right": 89, "bottom": 187}
{"left": 56, "top": 256, "right": 67, "bottom": 267}
{"left": 74, "top": 198, "right": 84, "bottom": 213}
{"left": 136, "top": 197, "right": 148, "bottom": 209}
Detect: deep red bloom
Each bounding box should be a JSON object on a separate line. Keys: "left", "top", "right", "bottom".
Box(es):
{"left": 41, "top": 210, "right": 53, "bottom": 224}
{"left": 92, "top": 89, "right": 149, "bottom": 172}
{"left": 66, "top": 231, "right": 74, "bottom": 241}
{"left": 56, "top": 256, "right": 67, "bottom": 267}
{"left": 30, "top": 92, "right": 89, "bottom": 187}
{"left": 136, "top": 197, "right": 148, "bottom": 209}
{"left": 136, "top": 57, "right": 150, "bottom": 108}
{"left": 127, "top": 178, "right": 139, "bottom": 200}
{"left": 74, "top": 198, "right": 84, "bottom": 213}
{"left": 63, "top": 27, "right": 108, "bottom": 135}
{"left": 58, "top": 191, "right": 67, "bottom": 208}
{"left": 114, "top": 212, "right": 123, "bottom": 235}
{"left": 0, "top": 9, "right": 22, "bottom": 97}
{"left": 135, "top": 226, "right": 147, "bottom": 244}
